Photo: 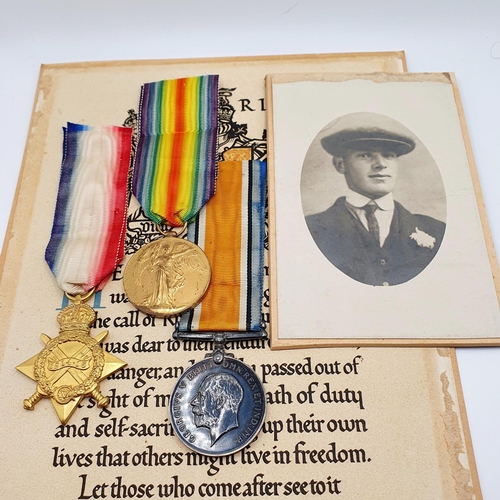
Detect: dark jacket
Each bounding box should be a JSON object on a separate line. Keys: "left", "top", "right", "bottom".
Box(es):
{"left": 305, "top": 197, "right": 446, "bottom": 286}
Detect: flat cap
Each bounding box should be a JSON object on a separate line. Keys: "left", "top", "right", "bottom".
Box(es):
{"left": 321, "top": 127, "right": 416, "bottom": 157}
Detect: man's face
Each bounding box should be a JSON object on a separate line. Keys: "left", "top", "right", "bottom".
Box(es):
{"left": 191, "top": 384, "right": 221, "bottom": 428}
{"left": 334, "top": 148, "right": 399, "bottom": 199}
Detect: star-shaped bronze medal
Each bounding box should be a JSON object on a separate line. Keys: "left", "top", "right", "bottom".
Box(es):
{"left": 16, "top": 299, "right": 126, "bottom": 425}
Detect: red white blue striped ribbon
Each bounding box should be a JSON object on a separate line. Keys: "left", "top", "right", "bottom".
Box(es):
{"left": 45, "top": 123, "right": 132, "bottom": 295}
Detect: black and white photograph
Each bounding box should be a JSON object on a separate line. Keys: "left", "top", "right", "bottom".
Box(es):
{"left": 268, "top": 73, "right": 499, "bottom": 345}
{"left": 301, "top": 112, "right": 446, "bottom": 287}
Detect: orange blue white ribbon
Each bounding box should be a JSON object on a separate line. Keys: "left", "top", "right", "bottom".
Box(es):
{"left": 179, "top": 160, "right": 267, "bottom": 332}
{"left": 132, "top": 75, "right": 219, "bottom": 226}
{"left": 45, "top": 123, "right": 132, "bottom": 295}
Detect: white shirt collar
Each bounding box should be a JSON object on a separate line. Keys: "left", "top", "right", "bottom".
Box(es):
{"left": 345, "top": 189, "right": 394, "bottom": 211}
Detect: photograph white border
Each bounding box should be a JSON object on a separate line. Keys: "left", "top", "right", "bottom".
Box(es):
{"left": 267, "top": 73, "right": 500, "bottom": 348}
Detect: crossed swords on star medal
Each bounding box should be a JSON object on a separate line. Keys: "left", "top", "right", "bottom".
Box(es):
{"left": 16, "top": 296, "right": 127, "bottom": 425}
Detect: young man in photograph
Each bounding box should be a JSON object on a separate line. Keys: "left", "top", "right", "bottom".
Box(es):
{"left": 305, "top": 128, "right": 446, "bottom": 286}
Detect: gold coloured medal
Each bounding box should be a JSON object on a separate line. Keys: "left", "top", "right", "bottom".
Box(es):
{"left": 16, "top": 292, "right": 127, "bottom": 425}
{"left": 126, "top": 76, "right": 218, "bottom": 318}
{"left": 123, "top": 228, "right": 211, "bottom": 317}
{"left": 18, "top": 123, "right": 132, "bottom": 424}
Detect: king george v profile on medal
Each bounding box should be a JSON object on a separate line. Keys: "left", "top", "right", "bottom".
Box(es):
{"left": 305, "top": 126, "right": 446, "bottom": 286}
{"left": 190, "top": 373, "right": 243, "bottom": 446}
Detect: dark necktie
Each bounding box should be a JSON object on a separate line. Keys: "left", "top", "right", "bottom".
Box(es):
{"left": 363, "top": 202, "right": 380, "bottom": 245}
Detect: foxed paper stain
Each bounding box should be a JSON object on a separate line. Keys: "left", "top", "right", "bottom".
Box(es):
{"left": 437, "top": 347, "right": 452, "bottom": 358}
{"left": 31, "top": 71, "right": 53, "bottom": 136}
{"left": 269, "top": 72, "right": 452, "bottom": 85}
{"left": 440, "top": 371, "right": 475, "bottom": 500}
{"left": 35, "top": 89, "right": 46, "bottom": 113}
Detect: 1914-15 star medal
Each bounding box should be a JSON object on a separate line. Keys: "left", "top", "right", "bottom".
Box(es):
{"left": 16, "top": 297, "right": 126, "bottom": 425}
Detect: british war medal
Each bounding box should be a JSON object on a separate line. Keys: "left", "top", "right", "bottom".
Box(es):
{"left": 170, "top": 159, "right": 268, "bottom": 456}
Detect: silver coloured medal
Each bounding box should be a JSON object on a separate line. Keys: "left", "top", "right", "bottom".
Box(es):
{"left": 170, "top": 352, "right": 266, "bottom": 457}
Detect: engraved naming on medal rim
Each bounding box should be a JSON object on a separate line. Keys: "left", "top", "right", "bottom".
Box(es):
{"left": 170, "top": 357, "right": 266, "bottom": 457}
{"left": 123, "top": 236, "right": 211, "bottom": 317}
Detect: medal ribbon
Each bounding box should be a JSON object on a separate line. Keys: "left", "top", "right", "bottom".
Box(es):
{"left": 179, "top": 160, "right": 267, "bottom": 332}
{"left": 132, "top": 75, "right": 219, "bottom": 226}
{"left": 45, "top": 123, "right": 132, "bottom": 295}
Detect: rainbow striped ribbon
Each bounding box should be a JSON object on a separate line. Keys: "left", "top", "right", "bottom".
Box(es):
{"left": 45, "top": 123, "right": 132, "bottom": 295}
{"left": 179, "top": 160, "right": 267, "bottom": 332}
{"left": 132, "top": 75, "right": 219, "bottom": 226}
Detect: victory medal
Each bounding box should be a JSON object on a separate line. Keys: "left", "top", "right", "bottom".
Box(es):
{"left": 123, "top": 76, "right": 218, "bottom": 317}
{"left": 123, "top": 225, "right": 211, "bottom": 317}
